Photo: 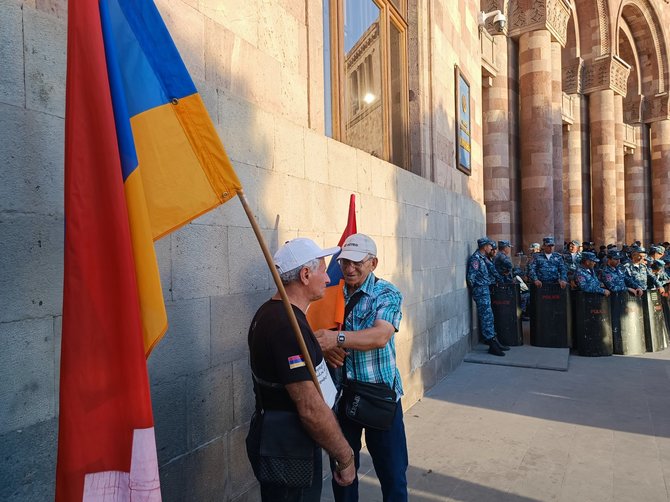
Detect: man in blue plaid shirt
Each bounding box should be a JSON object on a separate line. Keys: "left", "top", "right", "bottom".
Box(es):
{"left": 315, "top": 233, "right": 407, "bottom": 502}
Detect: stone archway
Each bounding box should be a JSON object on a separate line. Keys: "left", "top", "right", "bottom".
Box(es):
{"left": 616, "top": 0, "right": 670, "bottom": 242}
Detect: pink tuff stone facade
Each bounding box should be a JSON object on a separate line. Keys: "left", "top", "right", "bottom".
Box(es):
{"left": 482, "top": 0, "right": 670, "bottom": 249}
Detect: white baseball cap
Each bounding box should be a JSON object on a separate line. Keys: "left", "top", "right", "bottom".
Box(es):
{"left": 338, "top": 233, "right": 377, "bottom": 262}
{"left": 273, "top": 238, "right": 340, "bottom": 274}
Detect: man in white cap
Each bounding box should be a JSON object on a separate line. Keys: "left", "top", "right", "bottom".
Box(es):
{"left": 314, "top": 233, "right": 408, "bottom": 502}
{"left": 246, "top": 238, "right": 355, "bottom": 501}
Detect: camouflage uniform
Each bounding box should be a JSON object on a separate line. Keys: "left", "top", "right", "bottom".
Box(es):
{"left": 494, "top": 252, "right": 514, "bottom": 284}
{"left": 528, "top": 252, "right": 568, "bottom": 284}
{"left": 624, "top": 261, "right": 662, "bottom": 290}
{"left": 563, "top": 252, "right": 582, "bottom": 282}
{"left": 574, "top": 265, "right": 607, "bottom": 294}
{"left": 599, "top": 265, "right": 642, "bottom": 292}
{"left": 650, "top": 260, "right": 669, "bottom": 286}
{"left": 467, "top": 249, "right": 497, "bottom": 341}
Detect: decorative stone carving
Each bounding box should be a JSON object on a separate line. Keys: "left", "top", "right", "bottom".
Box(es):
{"left": 597, "top": 0, "right": 610, "bottom": 56}
{"left": 562, "top": 57, "right": 583, "bottom": 95}
{"left": 624, "top": 94, "right": 645, "bottom": 124}
{"left": 508, "top": 0, "right": 570, "bottom": 46}
{"left": 645, "top": 93, "right": 670, "bottom": 122}
{"left": 582, "top": 55, "right": 631, "bottom": 97}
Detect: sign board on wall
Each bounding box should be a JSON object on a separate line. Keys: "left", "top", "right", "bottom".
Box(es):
{"left": 455, "top": 66, "right": 471, "bottom": 175}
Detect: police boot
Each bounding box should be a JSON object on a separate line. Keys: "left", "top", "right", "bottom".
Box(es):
{"left": 492, "top": 337, "right": 510, "bottom": 351}
{"left": 487, "top": 339, "right": 505, "bottom": 356}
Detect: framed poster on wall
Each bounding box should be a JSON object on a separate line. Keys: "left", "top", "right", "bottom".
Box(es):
{"left": 455, "top": 66, "right": 471, "bottom": 175}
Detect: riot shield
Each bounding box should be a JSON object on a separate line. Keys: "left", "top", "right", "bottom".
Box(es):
{"left": 573, "top": 291, "right": 612, "bottom": 356}
{"left": 530, "top": 283, "right": 572, "bottom": 348}
{"left": 644, "top": 289, "right": 669, "bottom": 352}
{"left": 610, "top": 291, "right": 646, "bottom": 355}
{"left": 490, "top": 283, "right": 523, "bottom": 346}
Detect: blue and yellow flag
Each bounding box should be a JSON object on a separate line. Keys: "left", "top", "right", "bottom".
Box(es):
{"left": 58, "top": 1, "right": 240, "bottom": 500}
{"left": 100, "top": 0, "right": 241, "bottom": 353}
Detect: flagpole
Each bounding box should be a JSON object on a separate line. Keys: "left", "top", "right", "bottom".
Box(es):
{"left": 236, "top": 189, "right": 323, "bottom": 398}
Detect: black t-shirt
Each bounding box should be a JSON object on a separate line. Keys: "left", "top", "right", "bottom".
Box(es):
{"left": 248, "top": 299, "right": 324, "bottom": 411}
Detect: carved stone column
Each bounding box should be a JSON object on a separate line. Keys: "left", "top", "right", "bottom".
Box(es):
{"left": 519, "top": 29, "right": 554, "bottom": 246}
{"left": 624, "top": 124, "right": 648, "bottom": 243}
{"left": 562, "top": 95, "right": 584, "bottom": 241}
{"left": 483, "top": 34, "right": 512, "bottom": 243}
{"left": 614, "top": 95, "right": 625, "bottom": 243}
{"left": 509, "top": 0, "right": 570, "bottom": 247}
{"left": 650, "top": 119, "right": 670, "bottom": 242}
{"left": 589, "top": 89, "right": 618, "bottom": 245}
{"left": 551, "top": 41, "right": 564, "bottom": 245}
{"left": 583, "top": 55, "right": 631, "bottom": 245}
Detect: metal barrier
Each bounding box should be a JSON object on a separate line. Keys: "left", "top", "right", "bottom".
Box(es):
{"left": 490, "top": 283, "right": 523, "bottom": 346}
{"left": 610, "top": 291, "right": 646, "bottom": 355}
{"left": 530, "top": 283, "right": 572, "bottom": 348}
{"left": 572, "top": 291, "right": 612, "bottom": 356}
{"left": 644, "top": 289, "right": 669, "bottom": 352}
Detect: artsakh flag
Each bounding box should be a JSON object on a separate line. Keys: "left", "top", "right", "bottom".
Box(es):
{"left": 57, "top": 1, "right": 240, "bottom": 500}
{"left": 307, "top": 194, "right": 357, "bottom": 331}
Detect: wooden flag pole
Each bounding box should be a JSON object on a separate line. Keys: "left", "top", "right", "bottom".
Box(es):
{"left": 236, "top": 189, "right": 323, "bottom": 398}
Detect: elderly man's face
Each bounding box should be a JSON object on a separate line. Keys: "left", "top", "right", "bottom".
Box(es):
{"left": 340, "top": 255, "right": 377, "bottom": 290}
{"left": 306, "top": 258, "right": 331, "bottom": 301}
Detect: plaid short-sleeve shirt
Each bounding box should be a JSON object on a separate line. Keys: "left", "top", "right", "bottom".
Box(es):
{"left": 343, "top": 272, "right": 404, "bottom": 398}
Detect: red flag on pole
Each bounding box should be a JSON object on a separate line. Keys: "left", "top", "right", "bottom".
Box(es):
{"left": 306, "top": 194, "right": 357, "bottom": 331}
{"left": 58, "top": 1, "right": 159, "bottom": 499}
{"left": 58, "top": 1, "right": 240, "bottom": 499}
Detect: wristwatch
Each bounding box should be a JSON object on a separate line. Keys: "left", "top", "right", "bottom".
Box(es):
{"left": 337, "top": 331, "right": 346, "bottom": 347}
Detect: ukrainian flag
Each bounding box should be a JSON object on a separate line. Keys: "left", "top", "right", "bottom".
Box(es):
{"left": 100, "top": 0, "right": 241, "bottom": 353}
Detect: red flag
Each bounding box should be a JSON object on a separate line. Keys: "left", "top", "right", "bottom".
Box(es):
{"left": 307, "top": 194, "right": 357, "bottom": 331}
{"left": 59, "top": 0, "right": 241, "bottom": 497}
{"left": 57, "top": 2, "right": 159, "bottom": 500}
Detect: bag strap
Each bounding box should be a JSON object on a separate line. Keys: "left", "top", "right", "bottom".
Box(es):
{"left": 342, "top": 279, "right": 375, "bottom": 384}
{"left": 343, "top": 290, "right": 366, "bottom": 323}
{"left": 251, "top": 368, "right": 285, "bottom": 413}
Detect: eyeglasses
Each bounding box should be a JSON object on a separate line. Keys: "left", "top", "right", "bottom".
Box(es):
{"left": 338, "top": 257, "right": 372, "bottom": 270}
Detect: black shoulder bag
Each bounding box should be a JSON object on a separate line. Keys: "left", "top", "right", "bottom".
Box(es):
{"left": 341, "top": 283, "right": 398, "bottom": 431}
{"left": 245, "top": 372, "right": 315, "bottom": 488}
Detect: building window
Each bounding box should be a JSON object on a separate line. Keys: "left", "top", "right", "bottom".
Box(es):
{"left": 323, "top": 0, "right": 409, "bottom": 168}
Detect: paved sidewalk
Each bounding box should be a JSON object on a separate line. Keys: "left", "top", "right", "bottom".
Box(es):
{"left": 323, "top": 348, "right": 670, "bottom": 501}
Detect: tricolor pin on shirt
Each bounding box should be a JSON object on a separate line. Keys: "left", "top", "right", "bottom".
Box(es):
{"left": 288, "top": 355, "right": 306, "bottom": 369}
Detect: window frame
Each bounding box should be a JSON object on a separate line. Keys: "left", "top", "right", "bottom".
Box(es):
{"left": 325, "top": 0, "right": 410, "bottom": 169}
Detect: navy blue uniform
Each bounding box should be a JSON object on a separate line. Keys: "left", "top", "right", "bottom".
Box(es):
{"left": 528, "top": 252, "right": 568, "bottom": 283}
{"left": 467, "top": 251, "right": 497, "bottom": 340}
{"left": 574, "top": 266, "right": 606, "bottom": 294}
{"left": 623, "top": 262, "right": 662, "bottom": 290}
{"left": 494, "top": 253, "right": 514, "bottom": 284}
{"left": 599, "top": 265, "right": 642, "bottom": 293}
{"left": 563, "top": 252, "right": 582, "bottom": 282}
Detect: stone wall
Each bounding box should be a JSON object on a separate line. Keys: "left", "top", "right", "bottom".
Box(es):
{"left": 0, "top": 1, "right": 486, "bottom": 500}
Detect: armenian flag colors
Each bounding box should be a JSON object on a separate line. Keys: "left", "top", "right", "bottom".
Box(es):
{"left": 57, "top": 1, "right": 240, "bottom": 500}
{"left": 306, "top": 194, "right": 357, "bottom": 331}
